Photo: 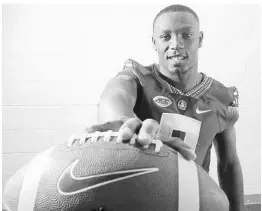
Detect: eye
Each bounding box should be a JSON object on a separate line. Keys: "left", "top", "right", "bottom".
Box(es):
{"left": 160, "top": 34, "right": 170, "bottom": 41}
{"left": 182, "top": 32, "right": 193, "bottom": 39}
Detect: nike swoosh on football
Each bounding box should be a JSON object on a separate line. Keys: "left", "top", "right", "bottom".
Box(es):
{"left": 57, "top": 159, "right": 159, "bottom": 196}
{"left": 196, "top": 108, "right": 212, "bottom": 114}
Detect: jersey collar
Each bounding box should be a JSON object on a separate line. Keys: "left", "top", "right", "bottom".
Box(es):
{"left": 152, "top": 64, "right": 213, "bottom": 99}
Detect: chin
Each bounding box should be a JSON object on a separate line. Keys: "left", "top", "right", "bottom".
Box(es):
{"left": 168, "top": 66, "right": 186, "bottom": 75}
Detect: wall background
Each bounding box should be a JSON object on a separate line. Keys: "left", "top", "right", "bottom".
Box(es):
{"left": 2, "top": 4, "right": 261, "bottom": 195}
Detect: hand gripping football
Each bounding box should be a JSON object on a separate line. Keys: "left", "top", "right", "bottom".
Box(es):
{"left": 3, "top": 131, "right": 229, "bottom": 211}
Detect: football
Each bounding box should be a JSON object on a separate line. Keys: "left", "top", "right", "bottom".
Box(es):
{"left": 3, "top": 131, "right": 228, "bottom": 211}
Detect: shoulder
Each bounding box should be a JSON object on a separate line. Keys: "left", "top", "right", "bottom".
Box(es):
{"left": 205, "top": 76, "right": 239, "bottom": 128}
{"left": 122, "top": 59, "right": 154, "bottom": 74}
{"left": 118, "top": 59, "right": 156, "bottom": 86}
{"left": 101, "top": 59, "right": 154, "bottom": 99}
{"left": 208, "top": 78, "right": 238, "bottom": 107}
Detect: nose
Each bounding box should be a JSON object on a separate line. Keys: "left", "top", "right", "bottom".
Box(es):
{"left": 169, "top": 34, "right": 184, "bottom": 50}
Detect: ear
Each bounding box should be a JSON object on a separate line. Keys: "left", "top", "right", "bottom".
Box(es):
{"left": 152, "top": 36, "right": 157, "bottom": 51}
{"left": 199, "top": 31, "right": 204, "bottom": 48}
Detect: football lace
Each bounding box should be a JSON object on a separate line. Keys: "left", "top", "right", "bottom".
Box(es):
{"left": 67, "top": 130, "right": 163, "bottom": 153}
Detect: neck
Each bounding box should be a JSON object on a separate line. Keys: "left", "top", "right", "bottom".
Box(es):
{"left": 158, "top": 66, "right": 202, "bottom": 93}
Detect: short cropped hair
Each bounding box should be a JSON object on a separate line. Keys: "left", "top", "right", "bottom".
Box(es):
{"left": 153, "top": 4, "right": 199, "bottom": 31}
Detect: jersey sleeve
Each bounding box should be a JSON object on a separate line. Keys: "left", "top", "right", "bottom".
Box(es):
{"left": 117, "top": 59, "right": 153, "bottom": 87}
{"left": 117, "top": 59, "right": 142, "bottom": 86}
{"left": 219, "top": 86, "right": 239, "bottom": 131}
{"left": 227, "top": 86, "right": 239, "bottom": 126}
{"left": 207, "top": 80, "right": 239, "bottom": 132}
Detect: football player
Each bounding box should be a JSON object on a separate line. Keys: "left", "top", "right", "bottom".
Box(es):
{"left": 87, "top": 4, "right": 244, "bottom": 211}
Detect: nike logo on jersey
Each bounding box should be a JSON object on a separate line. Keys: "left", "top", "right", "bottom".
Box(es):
{"left": 57, "top": 159, "right": 159, "bottom": 196}
{"left": 196, "top": 107, "right": 212, "bottom": 114}
{"left": 153, "top": 96, "right": 172, "bottom": 108}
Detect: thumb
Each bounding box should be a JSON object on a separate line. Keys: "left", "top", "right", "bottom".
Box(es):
{"left": 156, "top": 133, "right": 197, "bottom": 161}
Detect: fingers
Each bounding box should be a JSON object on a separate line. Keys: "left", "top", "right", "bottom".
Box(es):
{"left": 117, "top": 118, "right": 143, "bottom": 142}
{"left": 137, "top": 119, "right": 160, "bottom": 146}
{"left": 84, "top": 117, "right": 144, "bottom": 144}
{"left": 156, "top": 133, "right": 197, "bottom": 160}
{"left": 84, "top": 118, "right": 197, "bottom": 161}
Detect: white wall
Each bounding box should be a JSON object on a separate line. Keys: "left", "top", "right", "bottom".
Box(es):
{"left": 2, "top": 4, "right": 261, "bottom": 195}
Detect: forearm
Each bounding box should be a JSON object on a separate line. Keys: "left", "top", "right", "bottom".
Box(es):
{"left": 98, "top": 92, "right": 136, "bottom": 124}
{"left": 217, "top": 161, "right": 244, "bottom": 211}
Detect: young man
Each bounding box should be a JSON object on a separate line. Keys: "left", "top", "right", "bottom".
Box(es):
{"left": 88, "top": 4, "right": 244, "bottom": 211}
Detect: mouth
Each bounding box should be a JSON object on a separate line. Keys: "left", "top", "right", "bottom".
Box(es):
{"left": 167, "top": 54, "right": 188, "bottom": 61}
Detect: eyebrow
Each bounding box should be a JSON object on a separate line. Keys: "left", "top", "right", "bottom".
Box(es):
{"left": 160, "top": 26, "right": 193, "bottom": 33}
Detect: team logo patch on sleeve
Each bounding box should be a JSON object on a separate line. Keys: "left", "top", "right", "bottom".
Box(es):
{"left": 153, "top": 96, "right": 172, "bottom": 108}
{"left": 228, "top": 87, "right": 239, "bottom": 120}
{"left": 231, "top": 88, "right": 239, "bottom": 107}
{"left": 123, "top": 59, "right": 134, "bottom": 72}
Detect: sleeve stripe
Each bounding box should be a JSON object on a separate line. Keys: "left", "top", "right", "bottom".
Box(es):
{"left": 228, "top": 106, "right": 239, "bottom": 120}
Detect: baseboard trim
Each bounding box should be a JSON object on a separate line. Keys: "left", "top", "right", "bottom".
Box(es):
{"left": 244, "top": 194, "right": 261, "bottom": 204}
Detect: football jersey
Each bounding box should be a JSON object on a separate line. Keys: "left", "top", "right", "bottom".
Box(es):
{"left": 117, "top": 59, "right": 239, "bottom": 172}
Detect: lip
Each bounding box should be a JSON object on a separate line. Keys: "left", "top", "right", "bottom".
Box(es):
{"left": 167, "top": 56, "right": 188, "bottom": 63}
{"left": 167, "top": 54, "right": 188, "bottom": 59}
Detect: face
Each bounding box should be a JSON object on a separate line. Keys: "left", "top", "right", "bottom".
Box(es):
{"left": 152, "top": 12, "right": 203, "bottom": 80}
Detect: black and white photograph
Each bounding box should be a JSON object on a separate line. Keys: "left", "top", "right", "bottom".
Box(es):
{"left": 2, "top": 2, "right": 261, "bottom": 211}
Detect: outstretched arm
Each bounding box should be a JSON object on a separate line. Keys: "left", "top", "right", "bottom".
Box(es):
{"left": 92, "top": 73, "right": 196, "bottom": 161}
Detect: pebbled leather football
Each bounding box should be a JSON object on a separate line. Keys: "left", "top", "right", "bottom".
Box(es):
{"left": 3, "top": 131, "right": 229, "bottom": 211}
